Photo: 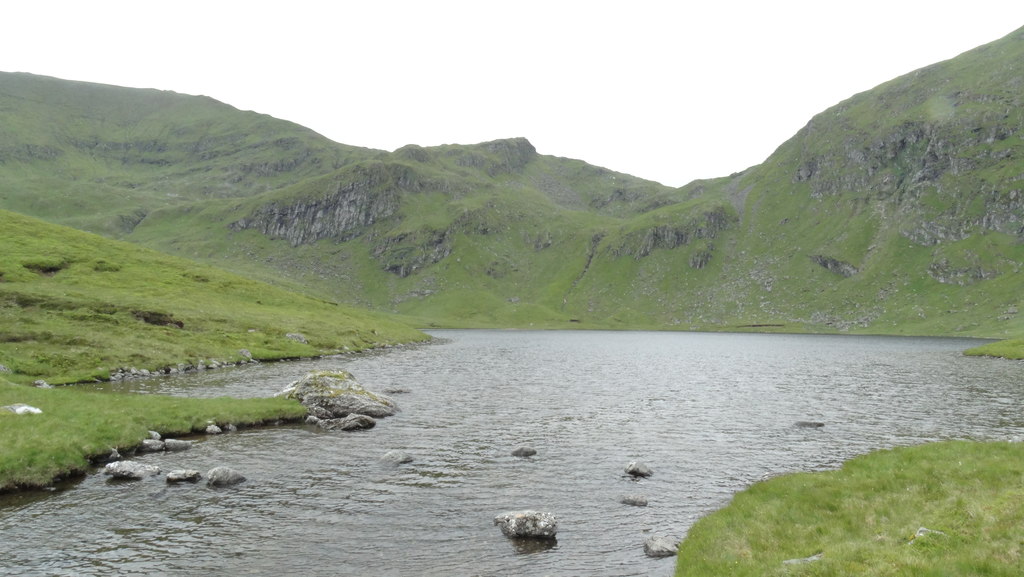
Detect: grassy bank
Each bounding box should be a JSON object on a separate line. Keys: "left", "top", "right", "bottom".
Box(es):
{"left": 0, "top": 210, "right": 429, "bottom": 385}
{"left": 964, "top": 339, "right": 1024, "bottom": 360}
{"left": 675, "top": 440, "right": 1024, "bottom": 576}
{"left": 0, "top": 378, "right": 307, "bottom": 491}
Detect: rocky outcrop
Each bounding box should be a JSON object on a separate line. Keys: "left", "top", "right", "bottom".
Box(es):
{"left": 229, "top": 164, "right": 402, "bottom": 246}
{"left": 493, "top": 510, "right": 558, "bottom": 539}
{"left": 614, "top": 205, "right": 737, "bottom": 259}
{"left": 277, "top": 371, "right": 398, "bottom": 420}
{"left": 810, "top": 255, "right": 858, "bottom": 277}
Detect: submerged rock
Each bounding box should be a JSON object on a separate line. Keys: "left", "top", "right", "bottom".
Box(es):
{"left": 318, "top": 414, "right": 377, "bottom": 431}
{"left": 277, "top": 371, "right": 398, "bottom": 419}
{"left": 381, "top": 450, "right": 414, "bottom": 465}
{"left": 104, "top": 461, "right": 161, "bottom": 480}
{"left": 625, "top": 461, "right": 653, "bottom": 478}
{"left": 163, "top": 439, "right": 193, "bottom": 452}
{"left": 643, "top": 535, "right": 678, "bottom": 558}
{"left": 795, "top": 421, "right": 825, "bottom": 428}
{"left": 620, "top": 494, "right": 648, "bottom": 507}
{"left": 494, "top": 510, "right": 558, "bottom": 539}
{"left": 206, "top": 467, "right": 246, "bottom": 487}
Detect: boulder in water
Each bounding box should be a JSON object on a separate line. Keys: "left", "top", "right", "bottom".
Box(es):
{"left": 381, "top": 450, "right": 414, "bottom": 465}
{"left": 163, "top": 439, "right": 193, "bottom": 452}
{"left": 318, "top": 414, "right": 377, "bottom": 431}
{"left": 620, "top": 494, "right": 649, "bottom": 507}
{"left": 166, "top": 469, "right": 202, "bottom": 483}
{"left": 625, "top": 461, "right": 653, "bottom": 478}
{"left": 277, "top": 371, "right": 398, "bottom": 419}
{"left": 494, "top": 510, "right": 558, "bottom": 539}
{"left": 643, "top": 535, "right": 678, "bottom": 558}
{"left": 104, "top": 461, "right": 161, "bottom": 480}
{"left": 206, "top": 466, "right": 246, "bottom": 487}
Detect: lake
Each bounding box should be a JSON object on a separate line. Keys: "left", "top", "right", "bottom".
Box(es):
{"left": 2, "top": 330, "right": 1021, "bottom": 576}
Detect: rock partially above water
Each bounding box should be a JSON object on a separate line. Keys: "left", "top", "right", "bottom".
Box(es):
{"left": 163, "top": 439, "right": 193, "bottom": 452}
{"left": 104, "top": 461, "right": 161, "bottom": 480}
{"left": 277, "top": 371, "right": 398, "bottom": 419}
{"left": 625, "top": 461, "right": 653, "bottom": 478}
{"left": 381, "top": 450, "right": 414, "bottom": 465}
{"left": 166, "top": 469, "right": 202, "bottom": 484}
{"left": 318, "top": 414, "right": 377, "bottom": 431}
{"left": 494, "top": 510, "right": 558, "bottom": 539}
{"left": 643, "top": 535, "right": 678, "bottom": 558}
{"left": 206, "top": 467, "right": 246, "bottom": 487}
{"left": 511, "top": 446, "right": 537, "bottom": 457}
{"left": 620, "top": 494, "right": 648, "bottom": 507}
{"left": 138, "top": 439, "right": 165, "bottom": 452}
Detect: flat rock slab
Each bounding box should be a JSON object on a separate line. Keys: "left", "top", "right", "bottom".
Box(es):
{"left": 104, "top": 461, "right": 161, "bottom": 480}
{"left": 166, "top": 469, "right": 202, "bottom": 483}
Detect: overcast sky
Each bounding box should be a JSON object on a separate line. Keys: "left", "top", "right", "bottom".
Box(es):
{"left": 4, "top": 1, "right": 1023, "bottom": 187}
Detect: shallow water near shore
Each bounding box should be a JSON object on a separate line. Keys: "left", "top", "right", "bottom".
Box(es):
{"left": 3, "top": 330, "right": 1023, "bottom": 576}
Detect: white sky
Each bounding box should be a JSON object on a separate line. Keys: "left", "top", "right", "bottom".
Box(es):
{"left": 3, "top": 1, "right": 1023, "bottom": 187}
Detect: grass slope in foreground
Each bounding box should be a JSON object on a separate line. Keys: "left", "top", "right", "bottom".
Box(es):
{"left": 675, "top": 441, "right": 1024, "bottom": 576}
{"left": 0, "top": 209, "right": 428, "bottom": 385}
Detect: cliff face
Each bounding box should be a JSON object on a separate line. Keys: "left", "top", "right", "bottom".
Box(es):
{"left": 228, "top": 162, "right": 414, "bottom": 246}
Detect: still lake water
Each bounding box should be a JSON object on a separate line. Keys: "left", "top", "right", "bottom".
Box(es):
{"left": 2, "top": 330, "right": 1023, "bottom": 576}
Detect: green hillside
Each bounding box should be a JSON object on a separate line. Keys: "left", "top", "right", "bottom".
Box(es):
{"left": 1, "top": 25, "right": 1023, "bottom": 341}
{"left": 0, "top": 210, "right": 427, "bottom": 385}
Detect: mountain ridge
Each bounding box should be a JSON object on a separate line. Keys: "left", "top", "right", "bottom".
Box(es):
{"left": 2, "top": 25, "right": 1023, "bottom": 338}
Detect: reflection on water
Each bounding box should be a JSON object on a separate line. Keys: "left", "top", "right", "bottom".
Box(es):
{"left": 2, "top": 330, "right": 1021, "bottom": 576}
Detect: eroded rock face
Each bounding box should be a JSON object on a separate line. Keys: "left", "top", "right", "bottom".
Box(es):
{"left": 104, "top": 461, "right": 161, "bottom": 480}
{"left": 277, "top": 371, "right": 398, "bottom": 419}
{"left": 493, "top": 510, "right": 558, "bottom": 539}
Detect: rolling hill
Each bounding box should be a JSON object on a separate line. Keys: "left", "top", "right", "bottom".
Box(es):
{"left": 2, "top": 24, "right": 1023, "bottom": 339}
